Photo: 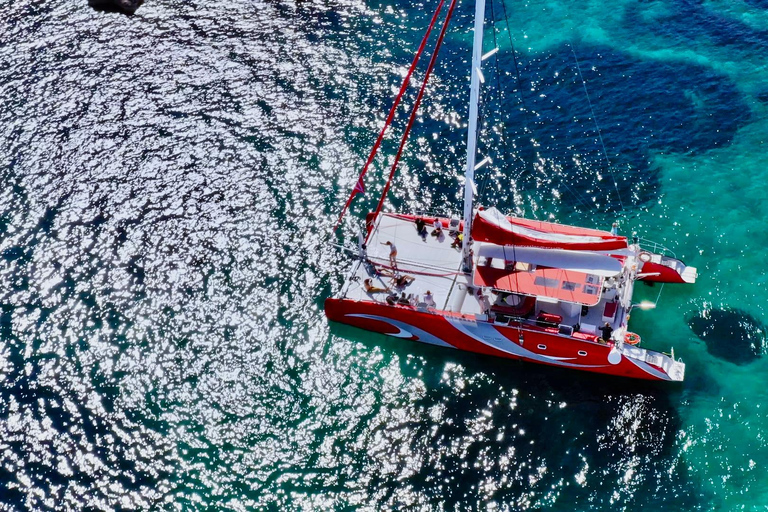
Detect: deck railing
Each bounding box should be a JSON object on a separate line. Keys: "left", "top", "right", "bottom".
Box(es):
{"left": 635, "top": 237, "right": 676, "bottom": 258}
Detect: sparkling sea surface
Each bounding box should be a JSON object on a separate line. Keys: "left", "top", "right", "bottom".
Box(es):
{"left": 1, "top": 0, "right": 768, "bottom": 510}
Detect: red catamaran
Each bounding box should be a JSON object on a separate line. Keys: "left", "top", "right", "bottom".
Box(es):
{"left": 326, "top": 0, "right": 696, "bottom": 381}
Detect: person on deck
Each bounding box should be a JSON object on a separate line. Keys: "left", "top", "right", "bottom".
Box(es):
{"left": 397, "top": 292, "right": 410, "bottom": 306}
{"left": 476, "top": 287, "right": 490, "bottom": 313}
{"left": 382, "top": 240, "right": 397, "bottom": 268}
{"left": 600, "top": 322, "right": 614, "bottom": 343}
{"left": 392, "top": 274, "right": 415, "bottom": 288}
{"left": 363, "top": 278, "right": 389, "bottom": 293}
{"left": 451, "top": 232, "right": 463, "bottom": 249}
{"left": 415, "top": 218, "right": 427, "bottom": 239}
{"left": 431, "top": 219, "right": 443, "bottom": 237}
{"left": 423, "top": 290, "right": 437, "bottom": 308}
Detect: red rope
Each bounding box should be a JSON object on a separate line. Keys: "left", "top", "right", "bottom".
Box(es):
{"left": 333, "top": 0, "right": 446, "bottom": 231}
{"left": 372, "top": 0, "right": 458, "bottom": 227}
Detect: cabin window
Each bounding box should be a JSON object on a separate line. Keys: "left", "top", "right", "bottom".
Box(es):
{"left": 578, "top": 350, "right": 588, "bottom": 357}
{"left": 537, "top": 344, "right": 547, "bottom": 350}
{"left": 583, "top": 285, "right": 599, "bottom": 295}
{"left": 585, "top": 274, "right": 600, "bottom": 285}
{"left": 562, "top": 281, "right": 578, "bottom": 291}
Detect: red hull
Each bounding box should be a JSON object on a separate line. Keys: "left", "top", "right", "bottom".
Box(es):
{"left": 325, "top": 298, "right": 680, "bottom": 381}
{"left": 639, "top": 260, "right": 691, "bottom": 284}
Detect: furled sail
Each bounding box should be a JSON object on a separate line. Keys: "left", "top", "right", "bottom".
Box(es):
{"left": 472, "top": 207, "right": 628, "bottom": 251}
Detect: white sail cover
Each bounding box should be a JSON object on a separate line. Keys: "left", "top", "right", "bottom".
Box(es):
{"left": 477, "top": 243, "right": 623, "bottom": 277}
{"left": 472, "top": 207, "right": 628, "bottom": 251}
{"left": 477, "top": 207, "right": 614, "bottom": 244}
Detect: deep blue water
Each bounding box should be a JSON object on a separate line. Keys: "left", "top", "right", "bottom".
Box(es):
{"left": 1, "top": 0, "right": 767, "bottom": 509}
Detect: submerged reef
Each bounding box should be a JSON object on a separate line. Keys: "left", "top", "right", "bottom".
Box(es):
{"left": 688, "top": 308, "right": 766, "bottom": 365}
{"left": 88, "top": 0, "right": 143, "bottom": 15}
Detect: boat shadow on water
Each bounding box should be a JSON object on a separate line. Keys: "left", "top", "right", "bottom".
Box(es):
{"left": 327, "top": 322, "right": 701, "bottom": 508}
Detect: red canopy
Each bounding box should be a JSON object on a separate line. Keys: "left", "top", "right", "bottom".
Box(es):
{"left": 474, "top": 264, "right": 604, "bottom": 306}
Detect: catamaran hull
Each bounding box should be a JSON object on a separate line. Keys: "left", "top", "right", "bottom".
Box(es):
{"left": 325, "top": 298, "right": 682, "bottom": 381}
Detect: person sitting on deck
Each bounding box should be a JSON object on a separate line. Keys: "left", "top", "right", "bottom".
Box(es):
{"left": 451, "top": 232, "right": 463, "bottom": 249}
{"left": 431, "top": 219, "right": 443, "bottom": 237}
{"left": 385, "top": 293, "right": 398, "bottom": 305}
{"left": 391, "top": 274, "right": 415, "bottom": 288}
{"left": 475, "top": 287, "right": 490, "bottom": 313}
{"left": 397, "top": 292, "right": 410, "bottom": 306}
{"left": 423, "top": 290, "right": 437, "bottom": 308}
{"left": 599, "top": 322, "right": 614, "bottom": 343}
{"left": 377, "top": 267, "right": 395, "bottom": 277}
{"left": 363, "top": 278, "right": 389, "bottom": 294}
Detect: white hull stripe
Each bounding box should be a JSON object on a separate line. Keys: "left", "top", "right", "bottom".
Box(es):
{"left": 446, "top": 318, "right": 610, "bottom": 369}
{"left": 623, "top": 354, "right": 673, "bottom": 381}
{"left": 541, "top": 355, "right": 578, "bottom": 362}
{"left": 345, "top": 314, "right": 455, "bottom": 348}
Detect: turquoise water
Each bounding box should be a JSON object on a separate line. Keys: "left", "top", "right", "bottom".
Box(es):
{"left": 1, "top": 0, "right": 767, "bottom": 509}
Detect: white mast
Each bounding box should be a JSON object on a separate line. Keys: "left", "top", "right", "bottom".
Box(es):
{"left": 461, "top": 0, "right": 486, "bottom": 271}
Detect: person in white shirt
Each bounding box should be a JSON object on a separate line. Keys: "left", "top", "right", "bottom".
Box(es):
{"left": 431, "top": 219, "right": 443, "bottom": 237}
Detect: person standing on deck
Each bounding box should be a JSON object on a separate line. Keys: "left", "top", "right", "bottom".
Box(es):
{"left": 382, "top": 241, "right": 397, "bottom": 269}
{"left": 600, "top": 322, "right": 614, "bottom": 342}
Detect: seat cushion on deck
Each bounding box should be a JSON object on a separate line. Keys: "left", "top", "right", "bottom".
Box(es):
{"left": 602, "top": 301, "right": 618, "bottom": 320}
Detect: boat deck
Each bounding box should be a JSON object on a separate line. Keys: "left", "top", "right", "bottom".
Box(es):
{"left": 342, "top": 214, "right": 486, "bottom": 315}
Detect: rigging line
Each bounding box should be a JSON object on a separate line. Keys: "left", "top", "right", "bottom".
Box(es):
{"left": 498, "top": 0, "right": 531, "bottom": 183}
{"left": 333, "top": 0, "right": 447, "bottom": 231}
{"left": 372, "top": 0, "right": 459, "bottom": 224}
{"left": 548, "top": 166, "right": 601, "bottom": 212}
{"left": 481, "top": 0, "right": 527, "bottom": 209}
{"left": 369, "top": 258, "right": 463, "bottom": 278}
{"left": 569, "top": 43, "right": 624, "bottom": 212}
{"left": 494, "top": 4, "right": 595, "bottom": 214}
{"left": 477, "top": 0, "right": 498, "bottom": 205}
{"left": 494, "top": 0, "right": 563, "bottom": 215}
{"left": 472, "top": 0, "right": 510, "bottom": 206}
